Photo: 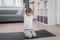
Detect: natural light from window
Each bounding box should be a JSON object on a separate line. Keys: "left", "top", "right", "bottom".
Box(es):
{"left": 0, "top": 0, "right": 23, "bottom": 7}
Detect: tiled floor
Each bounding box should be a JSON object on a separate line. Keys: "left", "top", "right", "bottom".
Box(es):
{"left": 0, "top": 21, "right": 60, "bottom": 40}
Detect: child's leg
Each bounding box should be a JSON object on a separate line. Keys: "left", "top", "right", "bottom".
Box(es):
{"left": 31, "top": 30, "right": 37, "bottom": 37}
{"left": 24, "top": 30, "right": 32, "bottom": 38}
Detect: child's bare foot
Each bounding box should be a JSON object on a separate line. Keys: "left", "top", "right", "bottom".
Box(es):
{"left": 25, "top": 34, "right": 32, "bottom": 39}
{"left": 32, "top": 31, "right": 37, "bottom": 38}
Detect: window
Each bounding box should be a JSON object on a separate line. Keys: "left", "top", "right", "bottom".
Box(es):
{"left": 16, "top": 0, "right": 20, "bottom": 6}
{"left": 0, "top": 0, "right": 1, "bottom": 5}
{"left": 4, "top": 0, "right": 14, "bottom": 6}
{"left": 0, "top": 0, "right": 23, "bottom": 7}
{"left": 15, "top": 0, "right": 23, "bottom": 7}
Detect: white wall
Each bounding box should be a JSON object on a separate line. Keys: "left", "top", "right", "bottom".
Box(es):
{"left": 57, "top": 0, "right": 60, "bottom": 24}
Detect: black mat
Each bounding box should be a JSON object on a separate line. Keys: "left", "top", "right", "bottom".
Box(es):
{"left": 0, "top": 32, "right": 24, "bottom": 40}
{"left": 28, "top": 30, "right": 56, "bottom": 39}
{"left": 0, "top": 30, "right": 56, "bottom": 40}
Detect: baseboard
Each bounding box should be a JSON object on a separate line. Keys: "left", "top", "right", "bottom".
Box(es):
{"left": 0, "top": 21, "right": 24, "bottom": 24}
{"left": 56, "top": 24, "right": 60, "bottom": 26}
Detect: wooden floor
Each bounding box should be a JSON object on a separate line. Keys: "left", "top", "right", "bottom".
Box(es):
{"left": 0, "top": 21, "right": 60, "bottom": 40}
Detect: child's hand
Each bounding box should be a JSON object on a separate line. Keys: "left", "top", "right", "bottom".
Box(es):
{"left": 30, "top": 1, "right": 35, "bottom": 4}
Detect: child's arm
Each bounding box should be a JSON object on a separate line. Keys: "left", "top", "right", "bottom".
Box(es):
{"left": 22, "top": 3, "right": 26, "bottom": 15}
{"left": 31, "top": 2, "right": 35, "bottom": 15}
{"left": 32, "top": 4, "right": 34, "bottom": 15}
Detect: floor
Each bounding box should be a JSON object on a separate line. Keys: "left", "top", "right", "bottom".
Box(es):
{"left": 0, "top": 21, "right": 60, "bottom": 40}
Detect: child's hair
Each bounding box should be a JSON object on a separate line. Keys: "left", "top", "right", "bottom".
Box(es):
{"left": 25, "top": 8, "right": 32, "bottom": 13}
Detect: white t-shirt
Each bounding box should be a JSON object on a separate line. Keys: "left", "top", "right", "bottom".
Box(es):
{"left": 24, "top": 14, "right": 33, "bottom": 29}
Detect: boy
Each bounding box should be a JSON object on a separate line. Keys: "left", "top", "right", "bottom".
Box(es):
{"left": 22, "top": 3, "right": 37, "bottom": 39}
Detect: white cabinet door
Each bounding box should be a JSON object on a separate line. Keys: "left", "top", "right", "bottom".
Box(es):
{"left": 57, "top": 0, "right": 60, "bottom": 24}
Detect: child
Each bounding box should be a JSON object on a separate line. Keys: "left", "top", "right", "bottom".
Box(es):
{"left": 22, "top": 4, "right": 37, "bottom": 38}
